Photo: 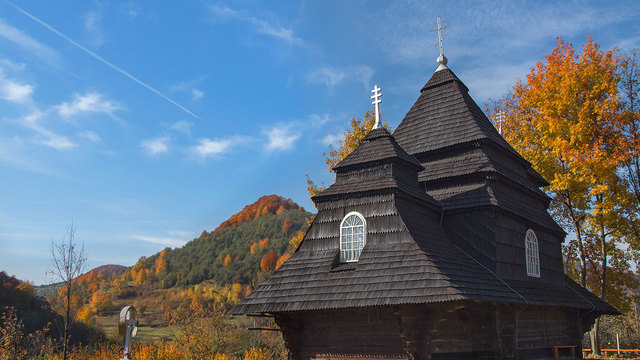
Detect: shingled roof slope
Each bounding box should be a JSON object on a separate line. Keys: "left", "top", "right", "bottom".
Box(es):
{"left": 333, "top": 127, "right": 422, "bottom": 171}
{"left": 231, "top": 194, "right": 612, "bottom": 315}
{"left": 394, "top": 68, "right": 518, "bottom": 157}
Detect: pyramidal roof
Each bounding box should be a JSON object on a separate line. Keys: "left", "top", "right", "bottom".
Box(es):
{"left": 333, "top": 127, "right": 422, "bottom": 172}
{"left": 314, "top": 127, "right": 437, "bottom": 205}
{"left": 394, "top": 68, "right": 524, "bottom": 161}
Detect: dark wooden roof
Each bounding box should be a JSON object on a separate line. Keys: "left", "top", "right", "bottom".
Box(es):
{"left": 333, "top": 127, "right": 422, "bottom": 172}
{"left": 231, "top": 68, "right": 616, "bottom": 317}
{"left": 313, "top": 127, "right": 438, "bottom": 207}
{"left": 393, "top": 68, "right": 562, "bottom": 235}
{"left": 231, "top": 191, "right": 613, "bottom": 314}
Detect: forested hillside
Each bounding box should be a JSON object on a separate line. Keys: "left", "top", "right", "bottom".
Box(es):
{"left": 138, "top": 195, "right": 311, "bottom": 288}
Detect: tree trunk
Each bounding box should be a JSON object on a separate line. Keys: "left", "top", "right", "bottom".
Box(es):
{"left": 590, "top": 319, "right": 601, "bottom": 356}
{"left": 590, "top": 219, "right": 609, "bottom": 356}
{"left": 63, "top": 282, "right": 71, "bottom": 360}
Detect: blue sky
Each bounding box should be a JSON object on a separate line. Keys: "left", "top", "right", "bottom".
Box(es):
{"left": 1, "top": 1, "right": 639, "bottom": 285}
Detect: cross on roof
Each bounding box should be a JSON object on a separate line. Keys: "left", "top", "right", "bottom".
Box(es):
{"left": 371, "top": 84, "right": 382, "bottom": 129}
{"left": 495, "top": 111, "right": 504, "bottom": 135}
{"left": 430, "top": 16, "right": 449, "bottom": 58}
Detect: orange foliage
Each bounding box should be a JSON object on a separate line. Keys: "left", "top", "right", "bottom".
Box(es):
{"left": 231, "top": 283, "right": 243, "bottom": 297}
{"left": 276, "top": 253, "right": 291, "bottom": 269}
{"left": 214, "top": 195, "right": 303, "bottom": 231}
{"left": 275, "top": 253, "right": 290, "bottom": 269}
{"left": 260, "top": 251, "right": 278, "bottom": 273}
{"left": 249, "top": 242, "right": 258, "bottom": 254}
{"left": 89, "top": 291, "right": 112, "bottom": 315}
{"left": 223, "top": 254, "right": 232, "bottom": 267}
{"left": 76, "top": 306, "right": 93, "bottom": 323}
{"left": 244, "top": 285, "right": 252, "bottom": 297}
{"left": 282, "top": 217, "right": 293, "bottom": 234}
{"left": 258, "top": 237, "right": 269, "bottom": 252}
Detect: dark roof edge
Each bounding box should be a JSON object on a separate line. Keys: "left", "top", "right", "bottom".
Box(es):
{"left": 333, "top": 156, "right": 425, "bottom": 174}
{"left": 312, "top": 185, "right": 440, "bottom": 209}
{"left": 444, "top": 204, "right": 566, "bottom": 237}
{"left": 425, "top": 171, "right": 550, "bottom": 203}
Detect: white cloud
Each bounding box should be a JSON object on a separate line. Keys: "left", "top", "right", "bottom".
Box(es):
{"left": 169, "top": 120, "right": 193, "bottom": 136}
{"left": 191, "top": 89, "right": 204, "bottom": 100}
{"left": 20, "top": 110, "right": 77, "bottom": 151}
{"left": 78, "top": 130, "right": 101, "bottom": 143}
{"left": 191, "top": 137, "right": 244, "bottom": 158}
{"left": 307, "top": 66, "right": 374, "bottom": 90}
{"left": 83, "top": 11, "right": 105, "bottom": 47}
{"left": 57, "top": 92, "right": 122, "bottom": 117}
{"left": 307, "top": 67, "right": 346, "bottom": 88}
{"left": 209, "top": 5, "right": 304, "bottom": 45}
{"left": 131, "top": 234, "right": 187, "bottom": 248}
{"left": 264, "top": 125, "right": 301, "bottom": 151}
{"left": 0, "top": 18, "right": 62, "bottom": 66}
{"left": 170, "top": 77, "right": 206, "bottom": 101}
{"left": 0, "top": 70, "right": 33, "bottom": 103}
{"left": 321, "top": 133, "right": 342, "bottom": 146}
{"left": 7, "top": 3, "right": 199, "bottom": 119}
{"left": 40, "top": 133, "right": 76, "bottom": 150}
{"left": 141, "top": 136, "right": 169, "bottom": 156}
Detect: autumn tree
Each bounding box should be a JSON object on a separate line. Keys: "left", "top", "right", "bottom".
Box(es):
{"left": 620, "top": 50, "right": 640, "bottom": 252}
{"left": 493, "top": 36, "right": 637, "bottom": 353}
{"left": 260, "top": 251, "right": 278, "bottom": 273}
{"left": 48, "top": 223, "right": 87, "bottom": 360}
{"left": 306, "top": 110, "right": 391, "bottom": 198}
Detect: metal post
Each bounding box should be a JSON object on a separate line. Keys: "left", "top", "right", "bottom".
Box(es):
{"left": 617, "top": 333, "right": 620, "bottom": 356}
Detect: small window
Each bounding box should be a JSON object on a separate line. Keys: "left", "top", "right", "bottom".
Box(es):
{"left": 525, "top": 229, "right": 540, "bottom": 277}
{"left": 340, "top": 212, "right": 366, "bottom": 262}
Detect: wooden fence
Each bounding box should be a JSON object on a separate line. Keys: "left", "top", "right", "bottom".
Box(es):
{"left": 582, "top": 348, "right": 640, "bottom": 358}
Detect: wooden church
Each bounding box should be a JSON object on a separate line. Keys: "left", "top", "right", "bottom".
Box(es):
{"left": 232, "top": 22, "right": 618, "bottom": 360}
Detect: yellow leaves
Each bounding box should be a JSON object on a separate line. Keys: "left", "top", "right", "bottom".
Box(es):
{"left": 275, "top": 253, "right": 291, "bottom": 270}
{"left": 223, "top": 254, "right": 232, "bottom": 267}
{"left": 288, "top": 230, "right": 305, "bottom": 250}
{"left": 258, "top": 237, "right": 269, "bottom": 252}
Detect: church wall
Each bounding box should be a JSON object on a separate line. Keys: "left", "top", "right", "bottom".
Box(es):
{"left": 303, "top": 193, "right": 415, "bottom": 252}
{"left": 283, "top": 307, "right": 407, "bottom": 360}
{"left": 495, "top": 211, "right": 565, "bottom": 283}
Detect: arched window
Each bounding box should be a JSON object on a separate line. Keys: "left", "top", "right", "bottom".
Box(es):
{"left": 340, "top": 212, "right": 366, "bottom": 262}
{"left": 525, "top": 229, "right": 540, "bottom": 277}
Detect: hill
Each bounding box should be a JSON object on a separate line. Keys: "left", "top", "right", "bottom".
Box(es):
{"left": 142, "top": 195, "right": 311, "bottom": 287}
{"left": 34, "top": 264, "right": 127, "bottom": 299}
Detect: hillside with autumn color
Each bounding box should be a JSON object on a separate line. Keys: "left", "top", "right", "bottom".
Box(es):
{"left": 134, "top": 195, "right": 310, "bottom": 288}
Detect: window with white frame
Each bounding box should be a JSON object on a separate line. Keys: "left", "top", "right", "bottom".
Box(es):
{"left": 340, "top": 212, "right": 366, "bottom": 262}
{"left": 525, "top": 229, "right": 540, "bottom": 277}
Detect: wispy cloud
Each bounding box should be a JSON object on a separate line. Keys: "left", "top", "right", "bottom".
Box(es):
{"left": 131, "top": 234, "right": 187, "bottom": 248}
{"left": 190, "top": 136, "right": 245, "bottom": 159}
{"left": 0, "top": 18, "right": 62, "bottom": 66}
{"left": 170, "top": 77, "right": 206, "bottom": 101}
{"left": 169, "top": 120, "right": 193, "bottom": 136}
{"left": 20, "top": 110, "right": 77, "bottom": 150}
{"left": 321, "top": 132, "right": 342, "bottom": 146}
{"left": 57, "top": 92, "right": 122, "bottom": 118}
{"left": 307, "top": 67, "right": 345, "bottom": 88}
{"left": 209, "top": 5, "right": 304, "bottom": 45}
{"left": 141, "top": 136, "right": 169, "bottom": 156}
{"left": 6, "top": 1, "right": 200, "bottom": 119}
{"left": 307, "top": 65, "right": 374, "bottom": 90}
{"left": 263, "top": 124, "right": 301, "bottom": 151}
{"left": 83, "top": 11, "right": 105, "bottom": 47}
{"left": 78, "top": 130, "right": 101, "bottom": 143}
{"left": 191, "top": 89, "right": 204, "bottom": 101}
{"left": 0, "top": 69, "right": 33, "bottom": 103}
